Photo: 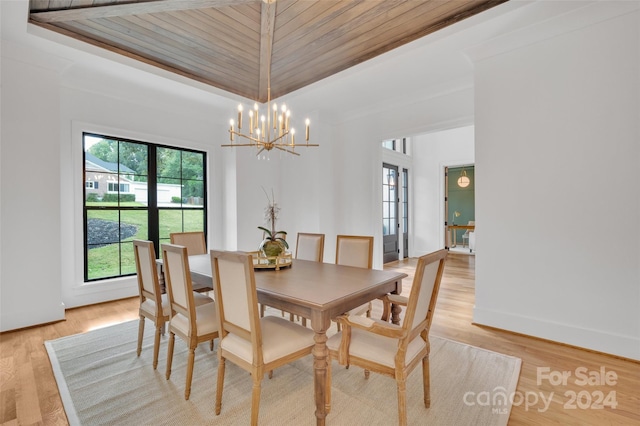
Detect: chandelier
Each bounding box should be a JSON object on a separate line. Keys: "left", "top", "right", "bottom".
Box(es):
{"left": 222, "top": 0, "right": 318, "bottom": 158}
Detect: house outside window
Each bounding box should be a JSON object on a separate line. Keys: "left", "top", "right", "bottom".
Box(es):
{"left": 107, "top": 182, "right": 130, "bottom": 193}
{"left": 83, "top": 133, "right": 206, "bottom": 282}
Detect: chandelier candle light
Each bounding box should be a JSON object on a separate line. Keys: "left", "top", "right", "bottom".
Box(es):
{"left": 225, "top": 101, "right": 314, "bottom": 157}
{"left": 222, "top": 0, "right": 318, "bottom": 157}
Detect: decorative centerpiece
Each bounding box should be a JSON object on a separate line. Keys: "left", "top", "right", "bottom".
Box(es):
{"left": 258, "top": 188, "right": 289, "bottom": 262}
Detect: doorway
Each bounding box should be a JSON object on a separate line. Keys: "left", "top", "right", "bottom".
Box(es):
{"left": 445, "top": 165, "right": 475, "bottom": 253}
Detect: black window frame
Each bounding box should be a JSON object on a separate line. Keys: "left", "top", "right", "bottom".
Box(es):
{"left": 82, "top": 132, "right": 207, "bottom": 282}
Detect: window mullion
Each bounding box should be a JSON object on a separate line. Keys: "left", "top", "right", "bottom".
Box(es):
{"left": 148, "top": 145, "right": 159, "bottom": 251}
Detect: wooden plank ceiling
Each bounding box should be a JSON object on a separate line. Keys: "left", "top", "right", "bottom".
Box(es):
{"left": 29, "top": 0, "right": 507, "bottom": 102}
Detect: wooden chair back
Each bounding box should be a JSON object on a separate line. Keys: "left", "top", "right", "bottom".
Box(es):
{"left": 133, "top": 239, "right": 162, "bottom": 309}
{"left": 295, "top": 232, "right": 325, "bottom": 262}
{"left": 210, "top": 250, "right": 263, "bottom": 364}
{"left": 170, "top": 231, "right": 207, "bottom": 255}
{"left": 162, "top": 243, "right": 197, "bottom": 331}
{"left": 402, "top": 249, "right": 448, "bottom": 333}
{"left": 335, "top": 235, "right": 373, "bottom": 269}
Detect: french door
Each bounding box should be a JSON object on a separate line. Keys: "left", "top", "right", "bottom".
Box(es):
{"left": 401, "top": 168, "right": 408, "bottom": 258}
{"left": 382, "top": 163, "right": 399, "bottom": 263}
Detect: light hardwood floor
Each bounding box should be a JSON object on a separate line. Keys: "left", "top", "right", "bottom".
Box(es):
{"left": 0, "top": 253, "right": 638, "bottom": 425}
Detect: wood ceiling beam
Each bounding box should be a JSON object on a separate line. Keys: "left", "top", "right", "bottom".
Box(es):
{"left": 258, "top": 0, "right": 276, "bottom": 103}
{"left": 29, "top": 0, "right": 254, "bottom": 23}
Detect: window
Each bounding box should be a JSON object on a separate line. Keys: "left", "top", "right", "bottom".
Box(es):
{"left": 381, "top": 138, "right": 408, "bottom": 154}
{"left": 83, "top": 133, "right": 206, "bottom": 282}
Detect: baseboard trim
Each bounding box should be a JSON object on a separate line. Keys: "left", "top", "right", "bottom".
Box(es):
{"left": 473, "top": 306, "right": 640, "bottom": 361}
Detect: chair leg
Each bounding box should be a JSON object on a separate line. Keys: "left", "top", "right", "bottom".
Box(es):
{"left": 326, "top": 357, "right": 332, "bottom": 414}
{"left": 137, "top": 316, "right": 145, "bottom": 357}
{"left": 396, "top": 378, "right": 408, "bottom": 426}
{"left": 251, "top": 376, "right": 262, "bottom": 426}
{"left": 215, "top": 357, "right": 226, "bottom": 415}
{"left": 381, "top": 299, "right": 391, "bottom": 322}
{"left": 422, "top": 355, "right": 431, "bottom": 408}
{"left": 185, "top": 347, "right": 195, "bottom": 400}
{"left": 153, "top": 325, "right": 162, "bottom": 370}
{"left": 166, "top": 332, "right": 175, "bottom": 380}
{"left": 364, "top": 369, "right": 370, "bottom": 379}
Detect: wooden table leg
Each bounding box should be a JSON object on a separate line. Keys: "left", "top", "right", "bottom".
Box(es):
{"left": 311, "top": 314, "right": 330, "bottom": 425}
{"left": 391, "top": 303, "right": 402, "bottom": 326}
{"left": 391, "top": 279, "right": 403, "bottom": 325}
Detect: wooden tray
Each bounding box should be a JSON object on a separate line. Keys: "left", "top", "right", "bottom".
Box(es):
{"left": 249, "top": 251, "right": 293, "bottom": 270}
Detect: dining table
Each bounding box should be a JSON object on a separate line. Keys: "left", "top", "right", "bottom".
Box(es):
{"left": 157, "top": 253, "right": 407, "bottom": 425}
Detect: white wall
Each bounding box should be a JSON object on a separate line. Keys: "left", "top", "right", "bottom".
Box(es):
{"left": 0, "top": 48, "right": 65, "bottom": 330}
{"left": 473, "top": 11, "right": 640, "bottom": 359}
{"left": 412, "top": 126, "right": 475, "bottom": 256}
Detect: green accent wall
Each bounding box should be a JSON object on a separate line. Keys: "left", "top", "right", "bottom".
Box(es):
{"left": 448, "top": 166, "right": 475, "bottom": 243}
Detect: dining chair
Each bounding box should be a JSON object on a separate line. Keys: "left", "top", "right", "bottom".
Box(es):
{"left": 326, "top": 249, "right": 448, "bottom": 426}
{"left": 295, "top": 232, "right": 325, "bottom": 262}
{"left": 259, "top": 232, "right": 323, "bottom": 323}
{"left": 284, "top": 232, "right": 326, "bottom": 326}
{"left": 162, "top": 243, "right": 219, "bottom": 400}
{"left": 133, "top": 240, "right": 213, "bottom": 370}
{"left": 170, "top": 231, "right": 211, "bottom": 294}
{"left": 210, "top": 250, "right": 315, "bottom": 426}
{"left": 170, "top": 231, "right": 207, "bottom": 255}
{"left": 335, "top": 235, "right": 374, "bottom": 322}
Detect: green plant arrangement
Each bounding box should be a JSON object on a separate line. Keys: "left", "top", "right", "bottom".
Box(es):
{"left": 258, "top": 188, "right": 289, "bottom": 259}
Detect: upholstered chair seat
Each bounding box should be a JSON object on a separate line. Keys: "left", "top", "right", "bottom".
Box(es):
{"left": 169, "top": 302, "right": 218, "bottom": 336}
{"left": 327, "top": 317, "right": 426, "bottom": 368}
{"left": 221, "top": 316, "right": 316, "bottom": 364}
{"left": 140, "top": 292, "right": 212, "bottom": 319}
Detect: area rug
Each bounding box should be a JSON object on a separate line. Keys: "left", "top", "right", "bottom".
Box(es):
{"left": 45, "top": 320, "right": 521, "bottom": 425}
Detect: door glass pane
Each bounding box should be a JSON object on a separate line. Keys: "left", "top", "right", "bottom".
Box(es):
{"left": 402, "top": 169, "right": 408, "bottom": 233}
{"left": 382, "top": 165, "right": 397, "bottom": 237}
